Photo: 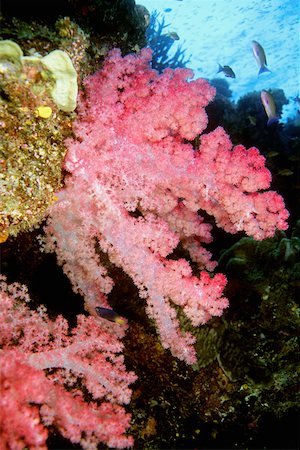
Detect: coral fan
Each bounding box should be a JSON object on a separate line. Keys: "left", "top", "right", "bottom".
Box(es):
{"left": 0, "top": 276, "right": 136, "bottom": 449}
{"left": 43, "top": 48, "right": 288, "bottom": 365}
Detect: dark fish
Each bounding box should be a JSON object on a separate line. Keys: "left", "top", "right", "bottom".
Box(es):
{"left": 95, "top": 307, "right": 125, "bottom": 325}
{"left": 252, "top": 40, "right": 271, "bottom": 75}
{"left": 267, "top": 151, "right": 279, "bottom": 158}
{"left": 167, "top": 31, "right": 180, "bottom": 41}
{"left": 248, "top": 115, "right": 257, "bottom": 126}
{"left": 217, "top": 64, "right": 235, "bottom": 78}
{"left": 293, "top": 95, "right": 300, "bottom": 106}
{"left": 277, "top": 169, "right": 293, "bottom": 176}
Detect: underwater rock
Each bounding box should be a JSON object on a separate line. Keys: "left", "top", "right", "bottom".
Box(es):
{"left": 0, "top": 40, "right": 75, "bottom": 240}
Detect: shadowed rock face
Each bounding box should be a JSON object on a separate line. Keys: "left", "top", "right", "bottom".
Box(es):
{"left": 0, "top": 0, "right": 148, "bottom": 38}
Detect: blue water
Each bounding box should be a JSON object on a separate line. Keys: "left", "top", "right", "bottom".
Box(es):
{"left": 141, "top": 0, "right": 300, "bottom": 122}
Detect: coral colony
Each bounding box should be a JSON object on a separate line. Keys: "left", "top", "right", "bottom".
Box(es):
{"left": 0, "top": 276, "right": 136, "bottom": 449}
{"left": 0, "top": 48, "right": 289, "bottom": 448}
{"left": 44, "top": 48, "right": 288, "bottom": 360}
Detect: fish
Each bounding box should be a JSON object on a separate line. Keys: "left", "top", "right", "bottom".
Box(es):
{"left": 247, "top": 115, "right": 257, "bottom": 126}
{"left": 260, "top": 90, "right": 279, "bottom": 125}
{"left": 277, "top": 169, "right": 293, "bottom": 176}
{"left": 95, "top": 307, "right": 125, "bottom": 325}
{"left": 252, "top": 40, "right": 271, "bottom": 75}
{"left": 293, "top": 95, "right": 300, "bottom": 108}
{"left": 217, "top": 64, "right": 235, "bottom": 78}
{"left": 267, "top": 151, "right": 279, "bottom": 158}
{"left": 167, "top": 31, "right": 180, "bottom": 41}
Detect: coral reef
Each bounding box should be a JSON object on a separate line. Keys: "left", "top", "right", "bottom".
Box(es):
{"left": 0, "top": 2, "right": 298, "bottom": 449}
{"left": 0, "top": 41, "right": 77, "bottom": 241}
{"left": 0, "top": 0, "right": 148, "bottom": 64}
{"left": 123, "top": 225, "right": 299, "bottom": 449}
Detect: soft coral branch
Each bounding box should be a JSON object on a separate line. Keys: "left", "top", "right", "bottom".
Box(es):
{"left": 43, "top": 48, "right": 288, "bottom": 364}
{"left": 0, "top": 277, "right": 136, "bottom": 449}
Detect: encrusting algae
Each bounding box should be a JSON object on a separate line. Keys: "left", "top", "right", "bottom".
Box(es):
{"left": 0, "top": 40, "right": 77, "bottom": 241}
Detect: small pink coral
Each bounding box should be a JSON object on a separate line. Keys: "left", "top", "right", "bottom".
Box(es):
{"left": 0, "top": 277, "right": 136, "bottom": 449}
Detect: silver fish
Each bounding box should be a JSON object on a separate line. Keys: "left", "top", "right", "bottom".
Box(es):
{"left": 261, "top": 90, "right": 278, "bottom": 125}
{"left": 252, "top": 40, "right": 271, "bottom": 75}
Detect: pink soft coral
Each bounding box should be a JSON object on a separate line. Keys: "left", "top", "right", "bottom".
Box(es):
{"left": 0, "top": 276, "right": 136, "bottom": 450}
{"left": 43, "top": 48, "right": 288, "bottom": 364}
